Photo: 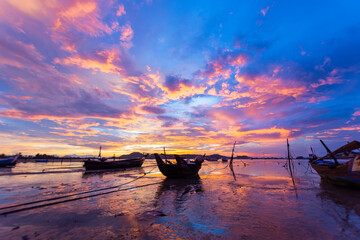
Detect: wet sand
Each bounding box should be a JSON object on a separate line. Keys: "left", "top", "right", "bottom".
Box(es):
{"left": 1, "top": 160, "right": 360, "bottom": 239}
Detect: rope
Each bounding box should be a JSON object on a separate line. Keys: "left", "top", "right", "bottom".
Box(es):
{"left": 0, "top": 181, "right": 162, "bottom": 216}
{"left": 0, "top": 166, "right": 157, "bottom": 213}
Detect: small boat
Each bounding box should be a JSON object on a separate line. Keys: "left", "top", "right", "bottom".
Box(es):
{"left": 0, "top": 156, "right": 18, "bottom": 167}
{"left": 84, "top": 157, "right": 146, "bottom": 170}
{"left": 205, "top": 157, "right": 218, "bottom": 161}
{"left": 35, "top": 159, "right": 48, "bottom": 163}
{"left": 154, "top": 153, "right": 204, "bottom": 178}
{"left": 311, "top": 140, "right": 360, "bottom": 187}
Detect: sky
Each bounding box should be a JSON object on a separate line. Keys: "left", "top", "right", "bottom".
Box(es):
{"left": 0, "top": 0, "right": 360, "bottom": 157}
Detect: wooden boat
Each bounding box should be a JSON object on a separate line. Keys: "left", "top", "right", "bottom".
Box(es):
{"left": 205, "top": 157, "right": 218, "bottom": 161}
{"left": 84, "top": 156, "right": 145, "bottom": 170}
{"left": 0, "top": 156, "right": 18, "bottom": 167}
{"left": 154, "top": 153, "right": 204, "bottom": 178}
{"left": 35, "top": 159, "right": 48, "bottom": 163}
{"left": 311, "top": 140, "right": 360, "bottom": 187}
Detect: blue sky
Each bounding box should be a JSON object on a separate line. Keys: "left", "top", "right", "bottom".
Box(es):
{"left": 0, "top": 0, "right": 359, "bottom": 157}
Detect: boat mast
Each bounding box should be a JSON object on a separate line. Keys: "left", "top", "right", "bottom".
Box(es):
{"left": 163, "top": 147, "right": 171, "bottom": 164}
{"left": 320, "top": 139, "right": 339, "bottom": 166}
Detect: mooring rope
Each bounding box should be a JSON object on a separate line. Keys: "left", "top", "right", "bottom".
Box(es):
{"left": 0, "top": 166, "right": 158, "bottom": 214}
{"left": 0, "top": 181, "right": 162, "bottom": 216}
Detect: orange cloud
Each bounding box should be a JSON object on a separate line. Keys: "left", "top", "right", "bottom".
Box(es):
{"left": 164, "top": 85, "right": 207, "bottom": 101}
{"left": 55, "top": 48, "right": 125, "bottom": 76}
{"left": 53, "top": 0, "right": 112, "bottom": 37}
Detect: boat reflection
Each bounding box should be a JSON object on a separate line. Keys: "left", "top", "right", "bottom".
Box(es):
{"left": 318, "top": 179, "right": 360, "bottom": 218}
{"left": 0, "top": 166, "right": 13, "bottom": 175}
{"left": 154, "top": 177, "right": 203, "bottom": 213}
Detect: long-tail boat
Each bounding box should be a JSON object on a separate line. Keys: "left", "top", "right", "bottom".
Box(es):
{"left": 310, "top": 140, "right": 360, "bottom": 187}
{"left": 0, "top": 156, "right": 18, "bottom": 167}
{"left": 154, "top": 153, "right": 204, "bottom": 178}
{"left": 84, "top": 156, "right": 146, "bottom": 170}
{"left": 83, "top": 146, "right": 147, "bottom": 170}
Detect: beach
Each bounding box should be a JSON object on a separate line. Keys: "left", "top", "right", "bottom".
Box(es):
{"left": 1, "top": 159, "right": 360, "bottom": 239}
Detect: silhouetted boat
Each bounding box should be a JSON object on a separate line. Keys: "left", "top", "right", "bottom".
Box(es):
{"left": 205, "top": 157, "right": 218, "bottom": 161}
{"left": 35, "top": 159, "right": 48, "bottom": 162}
{"left": 0, "top": 156, "right": 18, "bottom": 167}
{"left": 84, "top": 157, "right": 145, "bottom": 170}
{"left": 311, "top": 140, "right": 360, "bottom": 187}
{"left": 154, "top": 153, "right": 204, "bottom": 178}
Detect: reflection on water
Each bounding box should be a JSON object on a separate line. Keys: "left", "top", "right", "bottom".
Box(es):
{"left": 0, "top": 159, "right": 360, "bottom": 239}
{"left": 154, "top": 177, "right": 203, "bottom": 213}
{"left": 318, "top": 179, "right": 360, "bottom": 219}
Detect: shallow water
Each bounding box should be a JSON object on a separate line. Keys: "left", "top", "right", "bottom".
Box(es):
{"left": 0, "top": 159, "right": 360, "bottom": 239}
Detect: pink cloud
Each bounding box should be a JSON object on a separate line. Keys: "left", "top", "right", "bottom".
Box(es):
{"left": 53, "top": 0, "right": 112, "bottom": 37}
{"left": 353, "top": 110, "right": 360, "bottom": 117}
{"left": 199, "top": 52, "right": 247, "bottom": 83}
{"left": 3, "top": 0, "right": 59, "bottom": 18}
{"left": 119, "top": 24, "right": 134, "bottom": 48}
{"left": 260, "top": 6, "right": 270, "bottom": 16}
{"left": 310, "top": 76, "right": 342, "bottom": 88}
{"left": 117, "top": 4, "right": 126, "bottom": 16}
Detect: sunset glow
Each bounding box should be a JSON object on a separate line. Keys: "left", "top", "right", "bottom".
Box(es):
{"left": 0, "top": 0, "right": 359, "bottom": 157}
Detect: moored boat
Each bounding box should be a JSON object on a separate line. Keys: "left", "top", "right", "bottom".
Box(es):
{"left": 35, "top": 159, "right": 48, "bottom": 163}
{"left": 84, "top": 157, "right": 146, "bottom": 170}
{"left": 0, "top": 156, "right": 18, "bottom": 167}
{"left": 154, "top": 153, "right": 204, "bottom": 178}
{"left": 310, "top": 140, "right": 360, "bottom": 187}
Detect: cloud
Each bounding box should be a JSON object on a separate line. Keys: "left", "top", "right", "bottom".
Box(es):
{"left": 141, "top": 105, "right": 166, "bottom": 114}
{"left": 53, "top": 0, "right": 112, "bottom": 37}
{"left": 1, "top": 89, "right": 124, "bottom": 119}
{"left": 353, "top": 110, "right": 360, "bottom": 117}
{"left": 117, "top": 4, "right": 126, "bottom": 16}
{"left": 163, "top": 75, "right": 191, "bottom": 92}
{"left": 198, "top": 51, "right": 247, "bottom": 84}
{"left": 119, "top": 24, "right": 134, "bottom": 48}
{"left": 55, "top": 48, "right": 128, "bottom": 76}
{"left": 4, "top": 0, "right": 59, "bottom": 17}
{"left": 0, "top": 38, "right": 46, "bottom": 70}
{"left": 260, "top": 6, "right": 270, "bottom": 16}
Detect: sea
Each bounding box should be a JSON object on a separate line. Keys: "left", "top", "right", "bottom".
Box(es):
{"left": 0, "top": 159, "right": 359, "bottom": 239}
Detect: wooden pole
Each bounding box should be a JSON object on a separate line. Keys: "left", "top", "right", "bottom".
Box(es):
{"left": 229, "top": 141, "right": 236, "bottom": 180}
{"left": 287, "top": 139, "right": 295, "bottom": 186}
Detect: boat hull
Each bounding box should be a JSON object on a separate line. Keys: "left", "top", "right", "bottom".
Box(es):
{"left": 0, "top": 156, "right": 18, "bottom": 167}
{"left": 154, "top": 154, "right": 202, "bottom": 178}
{"left": 35, "top": 159, "right": 48, "bottom": 162}
{"left": 311, "top": 162, "right": 360, "bottom": 188}
{"left": 84, "top": 158, "right": 145, "bottom": 170}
